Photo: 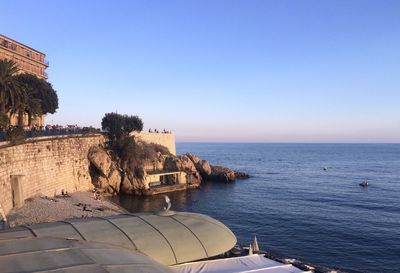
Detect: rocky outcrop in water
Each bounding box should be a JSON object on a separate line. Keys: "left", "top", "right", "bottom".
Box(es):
{"left": 186, "top": 153, "right": 212, "bottom": 177}
{"left": 184, "top": 153, "right": 249, "bottom": 182}
{"left": 87, "top": 143, "right": 249, "bottom": 195}
{"left": 234, "top": 171, "right": 250, "bottom": 179}
{"left": 184, "top": 153, "right": 249, "bottom": 183}
{"left": 208, "top": 165, "right": 237, "bottom": 182}
{"left": 164, "top": 154, "right": 202, "bottom": 185}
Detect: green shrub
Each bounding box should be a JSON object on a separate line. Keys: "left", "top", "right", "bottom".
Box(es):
{"left": 111, "top": 136, "right": 170, "bottom": 180}
{"left": 101, "top": 112, "right": 143, "bottom": 140}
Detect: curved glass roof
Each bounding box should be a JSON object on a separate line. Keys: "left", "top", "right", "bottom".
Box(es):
{"left": 0, "top": 237, "right": 173, "bottom": 273}
{"left": 0, "top": 212, "right": 237, "bottom": 266}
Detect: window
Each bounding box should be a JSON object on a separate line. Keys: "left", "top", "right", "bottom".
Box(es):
{"left": 1, "top": 40, "right": 9, "bottom": 47}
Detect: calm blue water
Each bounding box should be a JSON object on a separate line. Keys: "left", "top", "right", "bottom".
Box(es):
{"left": 116, "top": 143, "right": 400, "bottom": 273}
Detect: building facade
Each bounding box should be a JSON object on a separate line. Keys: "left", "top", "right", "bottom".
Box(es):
{"left": 0, "top": 34, "right": 48, "bottom": 79}
{"left": 0, "top": 34, "right": 48, "bottom": 127}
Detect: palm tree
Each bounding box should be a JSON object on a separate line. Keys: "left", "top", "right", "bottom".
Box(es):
{"left": 0, "top": 60, "right": 25, "bottom": 116}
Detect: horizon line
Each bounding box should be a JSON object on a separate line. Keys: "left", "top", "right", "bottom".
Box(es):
{"left": 176, "top": 141, "right": 400, "bottom": 144}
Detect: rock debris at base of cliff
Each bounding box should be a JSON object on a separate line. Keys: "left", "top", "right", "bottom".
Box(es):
{"left": 4, "top": 192, "right": 125, "bottom": 228}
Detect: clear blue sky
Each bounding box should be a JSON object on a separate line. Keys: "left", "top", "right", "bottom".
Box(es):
{"left": 2, "top": 0, "right": 400, "bottom": 142}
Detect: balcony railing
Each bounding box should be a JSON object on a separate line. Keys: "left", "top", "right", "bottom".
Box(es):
{"left": 1, "top": 39, "right": 48, "bottom": 65}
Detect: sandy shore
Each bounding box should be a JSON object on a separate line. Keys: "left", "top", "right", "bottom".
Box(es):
{"left": 3, "top": 191, "right": 126, "bottom": 228}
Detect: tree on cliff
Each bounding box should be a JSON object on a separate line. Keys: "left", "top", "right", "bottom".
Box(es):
{"left": 101, "top": 112, "right": 143, "bottom": 140}
{"left": 15, "top": 74, "right": 59, "bottom": 127}
{"left": 101, "top": 112, "right": 145, "bottom": 183}
{"left": 0, "top": 60, "right": 25, "bottom": 129}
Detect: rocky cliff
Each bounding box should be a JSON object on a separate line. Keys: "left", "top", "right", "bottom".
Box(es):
{"left": 88, "top": 141, "right": 249, "bottom": 195}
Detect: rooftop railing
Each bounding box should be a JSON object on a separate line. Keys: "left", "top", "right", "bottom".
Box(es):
{"left": 1, "top": 39, "right": 48, "bottom": 65}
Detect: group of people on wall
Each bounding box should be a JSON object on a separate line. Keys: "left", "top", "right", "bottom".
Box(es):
{"left": 148, "top": 128, "right": 172, "bottom": 134}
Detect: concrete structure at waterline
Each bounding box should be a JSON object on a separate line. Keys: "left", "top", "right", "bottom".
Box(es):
{"left": 145, "top": 171, "right": 189, "bottom": 188}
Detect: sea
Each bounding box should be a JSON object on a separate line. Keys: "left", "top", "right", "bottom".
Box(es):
{"left": 114, "top": 143, "right": 400, "bottom": 273}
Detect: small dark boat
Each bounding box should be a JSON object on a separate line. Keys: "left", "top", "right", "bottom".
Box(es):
{"left": 359, "top": 180, "right": 369, "bottom": 187}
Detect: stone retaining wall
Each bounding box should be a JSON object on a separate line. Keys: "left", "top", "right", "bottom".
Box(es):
{"left": 0, "top": 135, "right": 104, "bottom": 215}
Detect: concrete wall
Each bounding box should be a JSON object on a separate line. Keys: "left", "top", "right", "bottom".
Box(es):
{"left": 132, "top": 132, "right": 176, "bottom": 155}
{"left": 0, "top": 135, "right": 104, "bottom": 215}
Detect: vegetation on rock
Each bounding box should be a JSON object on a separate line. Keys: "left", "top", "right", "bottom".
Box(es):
{"left": 90, "top": 113, "right": 170, "bottom": 194}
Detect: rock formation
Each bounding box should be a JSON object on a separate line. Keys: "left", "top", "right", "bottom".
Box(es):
{"left": 234, "top": 171, "right": 250, "bottom": 179}
{"left": 184, "top": 153, "right": 247, "bottom": 182}
{"left": 186, "top": 153, "right": 212, "bottom": 177}
{"left": 208, "top": 165, "right": 237, "bottom": 182}
{"left": 88, "top": 146, "right": 122, "bottom": 194}
{"left": 164, "top": 154, "right": 202, "bottom": 185}
{"left": 87, "top": 142, "right": 249, "bottom": 195}
{"left": 88, "top": 146, "right": 112, "bottom": 177}
{"left": 121, "top": 167, "right": 146, "bottom": 195}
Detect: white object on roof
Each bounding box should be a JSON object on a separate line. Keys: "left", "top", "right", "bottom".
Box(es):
{"left": 171, "top": 254, "right": 310, "bottom": 273}
{"left": 164, "top": 195, "right": 172, "bottom": 211}
{"left": 252, "top": 235, "right": 260, "bottom": 253}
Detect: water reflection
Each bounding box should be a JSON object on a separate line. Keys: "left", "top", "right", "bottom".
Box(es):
{"left": 112, "top": 187, "right": 197, "bottom": 212}
{"left": 112, "top": 181, "right": 235, "bottom": 213}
